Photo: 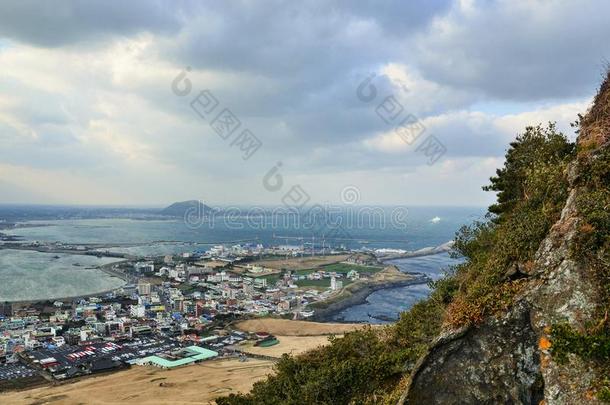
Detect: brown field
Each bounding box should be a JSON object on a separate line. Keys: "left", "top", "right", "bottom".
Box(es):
{"left": 247, "top": 254, "right": 350, "bottom": 271}
{"left": 237, "top": 335, "right": 333, "bottom": 358}
{"left": 235, "top": 318, "right": 371, "bottom": 336}
{"left": 194, "top": 260, "right": 227, "bottom": 269}
{"left": 139, "top": 277, "right": 164, "bottom": 286}
{"left": 230, "top": 265, "right": 281, "bottom": 277}
{"left": 0, "top": 358, "right": 274, "bottom": 405}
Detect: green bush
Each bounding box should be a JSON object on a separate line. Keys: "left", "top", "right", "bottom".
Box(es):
{"left": 446, "top": 123, "right": 574, "bottom": 326}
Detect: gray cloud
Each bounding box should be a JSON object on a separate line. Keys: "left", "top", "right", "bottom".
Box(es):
{"left": 169, "top": 1, "right": 449, "bottom": 74}
{"left": 0, "top": 0, "right": 184, "bottom": 47}
{"left": 413, "top": 0, "right": 610, "bottom": 101}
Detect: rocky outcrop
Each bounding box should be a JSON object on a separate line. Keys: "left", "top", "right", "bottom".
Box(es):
{"left": 406, "top": 301, "right": 543, "bottom": 404}
{"left": 399, "top": 74, "right": 610, "bottom": 404}
{"left": 401, "top": 182, "right": 600, "bottom": 404}
{"left": 527, "top": 185, "right": 601, "bottom": 404}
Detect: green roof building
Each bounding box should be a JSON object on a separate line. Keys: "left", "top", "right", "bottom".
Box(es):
{"left": 137, "top": 346, "right": 218, "bottom": 369}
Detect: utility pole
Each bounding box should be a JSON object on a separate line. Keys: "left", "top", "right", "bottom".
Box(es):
{"left": 312, "top": 235, "right": 315, "bottom": 257}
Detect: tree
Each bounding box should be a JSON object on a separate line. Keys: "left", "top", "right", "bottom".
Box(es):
{"left": 484, "top": 123, "right": 574, "bottom": 220}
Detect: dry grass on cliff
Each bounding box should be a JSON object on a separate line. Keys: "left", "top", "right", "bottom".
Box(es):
{"left": 579, "top": 69, "right": 610, "bottom": 150}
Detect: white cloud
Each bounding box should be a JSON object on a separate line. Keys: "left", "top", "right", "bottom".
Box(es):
{"left": 0, "top": 1, "right": 603, "bottom": 206}
{"left": 362, "top": 100, "right": 587, "bottom": 159}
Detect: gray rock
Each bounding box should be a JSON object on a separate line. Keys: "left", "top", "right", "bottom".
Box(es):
{"left": 403, "top": 301, "right": 543, "bottom": 404}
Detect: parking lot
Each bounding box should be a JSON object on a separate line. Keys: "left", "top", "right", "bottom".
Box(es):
{"left": 111, "top": 338, "right": 183, "bottom": 364}
{"left": 24, "top": 337, "right": 185, "bottom": 376}
{"left": 0, "top": 363, "right": 37, "bottom": 381}
{"left": 4, "top": 333, "right": 242, "bottom": 383}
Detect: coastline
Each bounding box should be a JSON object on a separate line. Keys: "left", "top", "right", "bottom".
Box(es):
{"left": 311, "top": 265, "right": 430, "bottom": 322}
{"left": 310, "top": 246, "right": 456, "bottom": 322}
{"left": 1, "top": 240, "right": 451, "bottom": 310}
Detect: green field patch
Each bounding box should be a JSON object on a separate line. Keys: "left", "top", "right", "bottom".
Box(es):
{"left": 320, "top": 263, "right": 383, "bottom": 274}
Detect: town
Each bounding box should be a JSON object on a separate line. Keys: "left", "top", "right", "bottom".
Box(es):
{"left": 0, "top": 241, "right": 418, "bottom": 389}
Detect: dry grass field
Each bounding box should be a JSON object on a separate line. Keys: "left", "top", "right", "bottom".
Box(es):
{"left": 0, "top": 358, "right": 274, "bottom": 405}
{"left": 234, "top": 318, "right": 371, "bottom": 336}
{"left": 237, "top": 335, "right": 334, "bottom": 358}
{"left": 233, "top": 319, "right": 380, "bottom": 358}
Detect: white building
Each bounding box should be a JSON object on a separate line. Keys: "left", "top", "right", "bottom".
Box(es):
{"left": 209, "top": 245, "right": 225, "bottom": 257}
{"left": 254, "top": 278, "right": 267, "bottom": 288}
{"left": 134, "top": 262, "right": 155, "bottom": 273}
{"left": 248, "top": 265, "right": 265, "bottom": 273}
{"left": 347, "top": 270, "right": 360, "bottom": 280}
{"left": 130, "top": 305, "right": 146, "bottom": 318}
{"left": 137, "top": 282, "right": 151, "bottom": 296}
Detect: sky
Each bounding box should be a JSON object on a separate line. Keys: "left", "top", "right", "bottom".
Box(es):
{"left": 0, "top": 0, "right": 608, "bottom": 207}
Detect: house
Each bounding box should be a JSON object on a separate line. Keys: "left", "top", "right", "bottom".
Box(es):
{"left": 347, "top": 270, "right": 360, "bottom": 280}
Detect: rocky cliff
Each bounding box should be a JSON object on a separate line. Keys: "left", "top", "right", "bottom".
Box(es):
{"left": 400, "top": 74, "right": 610, "bottom": 404}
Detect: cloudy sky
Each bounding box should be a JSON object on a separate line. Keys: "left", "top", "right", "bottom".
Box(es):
{"left": 0, "top": 0, "right": 608, "bottom": 207}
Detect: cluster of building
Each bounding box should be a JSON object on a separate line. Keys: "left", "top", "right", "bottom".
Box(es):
{"left": 0, "top": 288, "right": 273, "bottom": 385}
{"left": 0, "top": 243, "right": 378, "bottom": 388}
{"left": 126, "top": 254, "right": 374, "bottom": 322}
{"left": 126, "top": 263, "right": 320, "bottom": 321}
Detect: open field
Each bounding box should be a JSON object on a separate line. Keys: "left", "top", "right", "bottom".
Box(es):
{"left": 294, "top": 278, "right": 334, "bottom": 288}
{"left": 234, "top": 318, "right": 379, "bottom": 359}
{"left": 230, "top": 265, "right": 281, "bottom": 278}
{"left": 234, "top": 318, "right": 372, "bottom": 336}
{"left": 256, "top": 261, "right": 383, "bottom": 288}
{"left": 238, "top": 335, "right": 333, "bottom": 358}
{"left": 321, "top": 263, "right": 383, "bottom": 274}
{"left": 247, "top": 254, "right": 350, "bottom": 271}
{"left": 194, "top": 260, "right": 227, "bottom": 269}
{"left": 0, "top": 358, "right": 275, "bottom": 405}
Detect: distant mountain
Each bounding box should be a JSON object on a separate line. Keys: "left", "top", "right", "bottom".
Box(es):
{"left": 159, "top": 200, "right": 215, "bottom": 217}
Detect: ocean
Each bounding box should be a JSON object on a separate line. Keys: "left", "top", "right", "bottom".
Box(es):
{"left": 1, "top": 206, "right": 483, "bottom": 314}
